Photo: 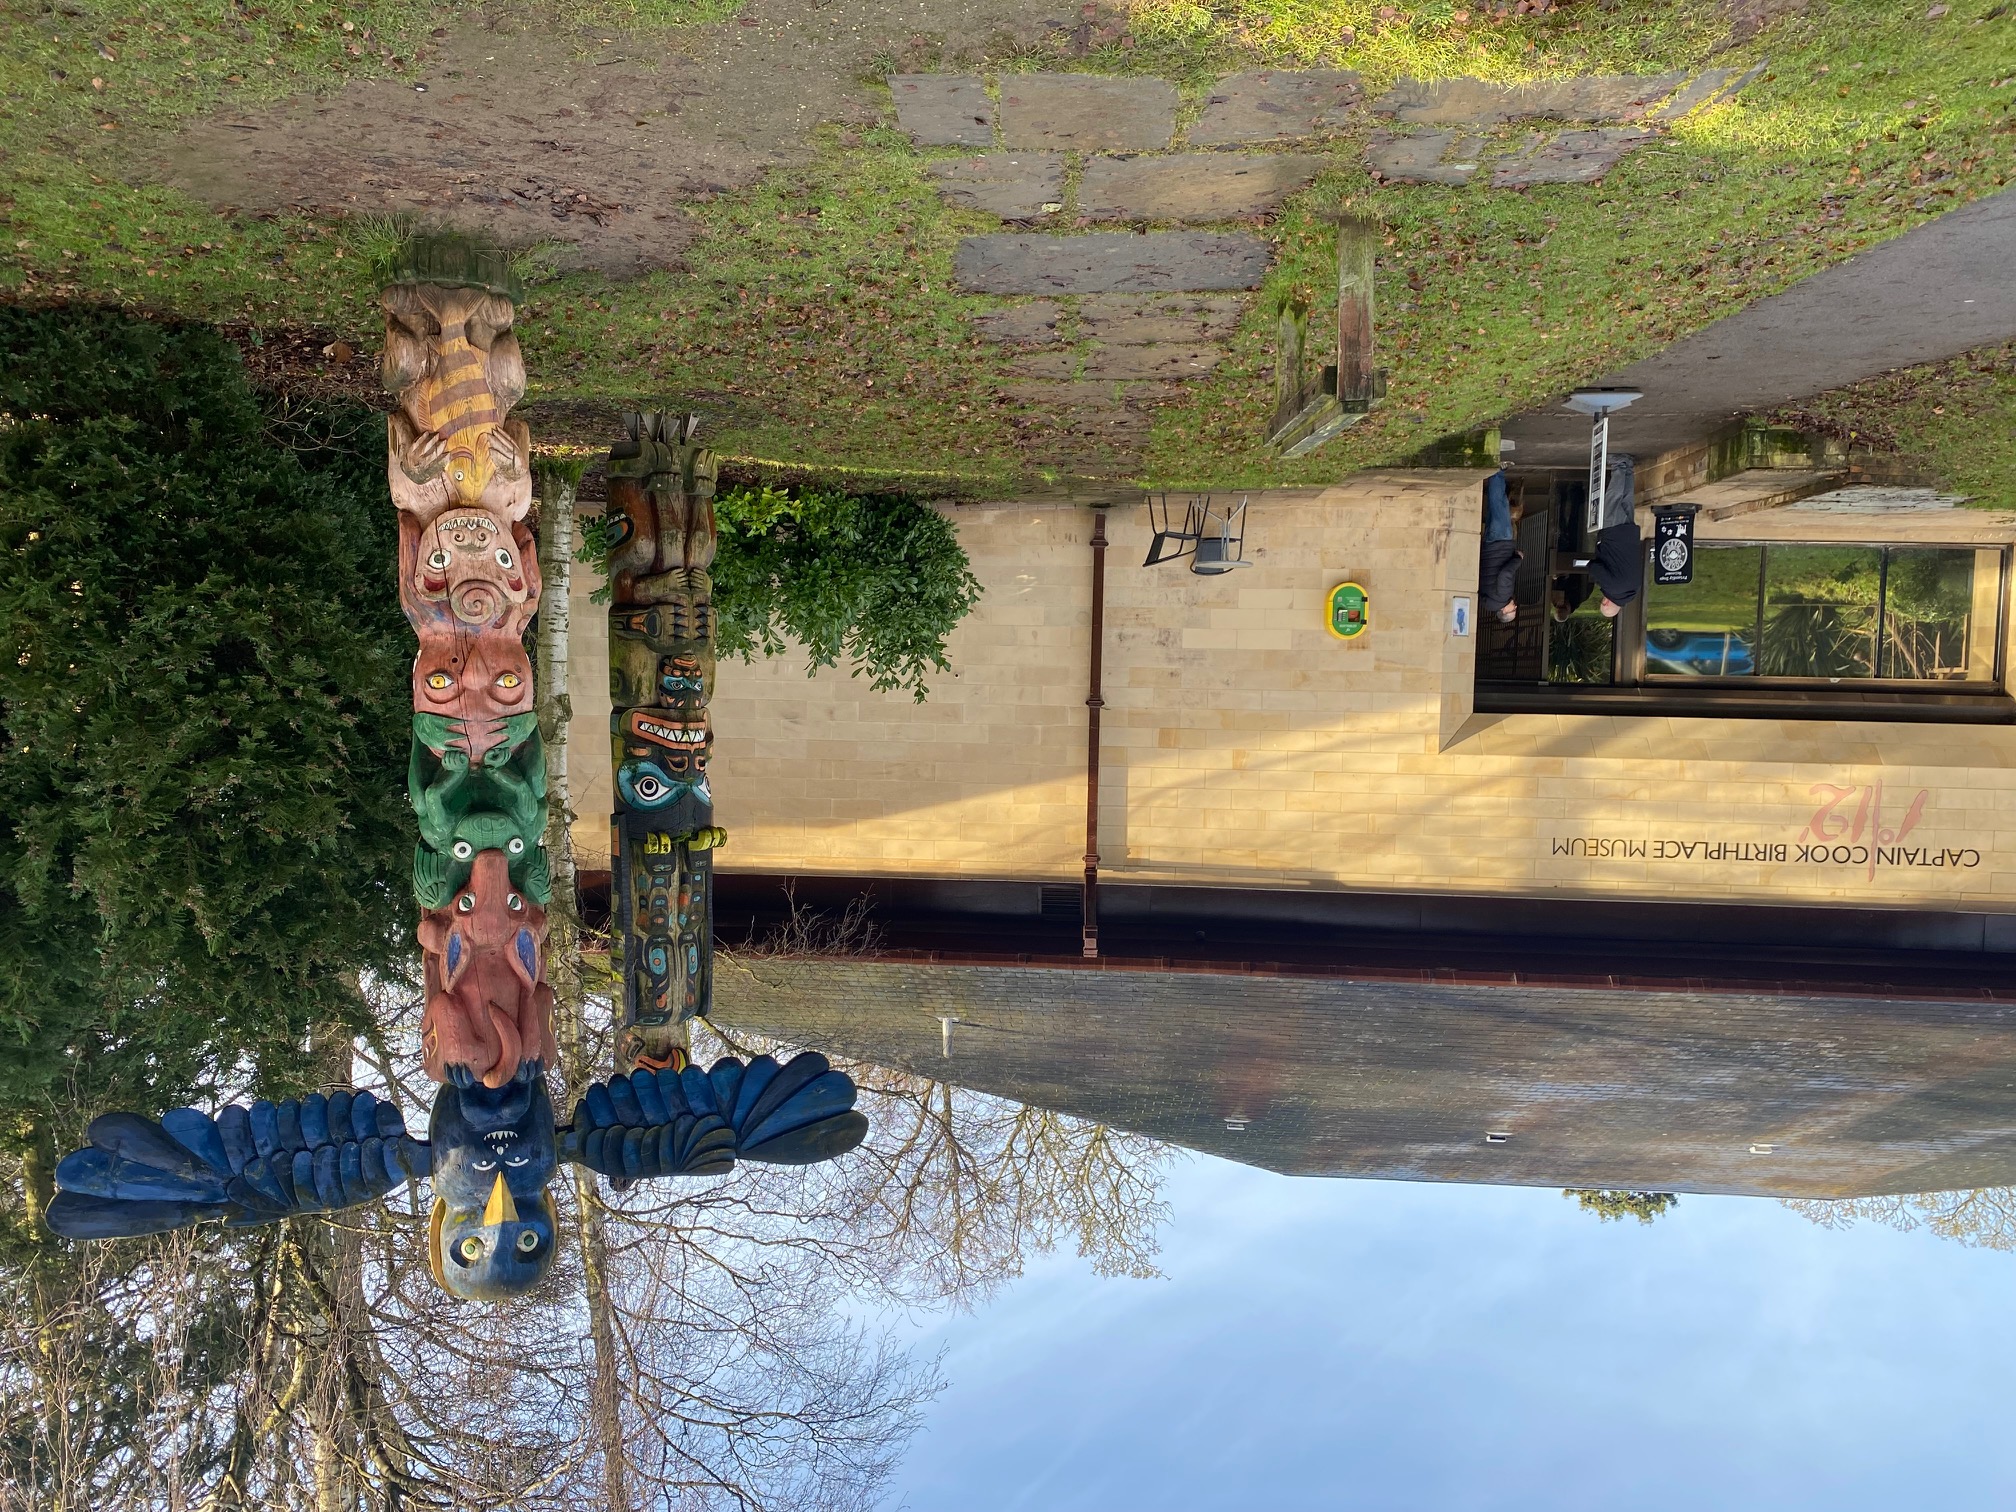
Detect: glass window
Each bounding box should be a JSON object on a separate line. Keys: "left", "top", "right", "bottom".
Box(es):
{"left": 1881, "top": 547, "right": 1977, "bottom": 681}
{"left": 1761, "top": 545, "right": 1880, "bottom": 680}
{"left": 1546, "top": 594, "right": 1613, "bottom": 685}
{"left": 1644, "top": 544, "right": 1761, "bottom": 678}
{"left": 1642, "top": 543, "right": 1999, "bottom": 685}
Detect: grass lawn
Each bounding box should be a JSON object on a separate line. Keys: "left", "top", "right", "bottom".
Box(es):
{"left": 1769, "top": 340, "right": 2016, "bottom": 511}
{"left": 3, "top": 0, "right": 2012, "bottom": 494}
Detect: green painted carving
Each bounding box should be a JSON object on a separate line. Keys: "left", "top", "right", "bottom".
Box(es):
{"left": 407, "top": 720, "right": 551, "bottom": 908}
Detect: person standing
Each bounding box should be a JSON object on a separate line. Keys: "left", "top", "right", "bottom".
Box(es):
{"left": 1479, "top": 469, "right": 1522, "bottom": 625}
{"left": 1552, "top": 453, "right": 1642, "bottom": 620}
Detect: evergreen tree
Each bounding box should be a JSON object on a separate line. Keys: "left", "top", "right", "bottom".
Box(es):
{"left": 0, "top": 307, "right": 412, "bottom": 1130}
{"left": 708, "top": 484, "right": 983, "bottom": 702}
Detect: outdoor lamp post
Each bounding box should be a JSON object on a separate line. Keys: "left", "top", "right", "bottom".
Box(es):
{"left": 1563, "top": 389, "right": 1642, "bottom": 551}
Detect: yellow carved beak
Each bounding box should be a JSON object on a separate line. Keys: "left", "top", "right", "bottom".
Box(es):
{"left": 483, "top": 1171, "right": 519, "bottom": 1227}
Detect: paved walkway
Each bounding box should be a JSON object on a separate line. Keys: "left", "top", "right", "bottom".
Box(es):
{"left": 894, "top": 65, "right": 1758, "bottom": 475}
{"left": 1500, "top": 185, "right": 2016, "bottom": 466}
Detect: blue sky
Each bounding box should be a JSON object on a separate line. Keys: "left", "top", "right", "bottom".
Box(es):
{"left": 878, "top": 1155, "right": 2016, "bottom": 1511}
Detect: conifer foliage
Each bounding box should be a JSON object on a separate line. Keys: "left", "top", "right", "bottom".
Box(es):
{"left": 0, "top": 308, "right": 412, "bottom": 1121}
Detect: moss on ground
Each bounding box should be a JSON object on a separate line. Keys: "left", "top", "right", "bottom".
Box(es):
{"left": 2, "top": 0, "right": 2012, "bottom": 493}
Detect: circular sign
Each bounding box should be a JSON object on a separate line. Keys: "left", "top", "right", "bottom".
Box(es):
{"left": 1327, "top": 582, "right": 1370, "bottom": 640}
{"left": 1657, "top": 537, "right": 1691, "bottom": 576}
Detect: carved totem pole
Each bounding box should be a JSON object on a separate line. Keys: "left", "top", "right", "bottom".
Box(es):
{"left": 381, "top": 242, "right": 559, "bottom": 1095}
{"left": 40, "top": 243, "right": 870, "bottom": 1302}
{"left": 604, "top": 412, "right": 724, "bottom": 1073}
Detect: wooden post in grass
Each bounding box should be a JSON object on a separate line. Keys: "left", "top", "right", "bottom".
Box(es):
{"left": 1269, "top": 213, "right": 1385, "bottom": 459}
{"left": 1336, "top": 213, "right": 1379, "bottom": 410}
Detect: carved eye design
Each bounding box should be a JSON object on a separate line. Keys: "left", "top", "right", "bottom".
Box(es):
{"left": 495, "top": 548, "right": 513, "bottom": 569}
{"left": 452, "top": 469, "right": 465, "bottom": 483}
{"left": 458, "top": 1236, "right": 484, "bottom": 1261}
{"left": 426, "top": 671, "right": 454, "bottom": 691}
{"left": 507, "top": 893, "right": 524, "bottom": 911}
{"left": 472, "top": 1157, "right": 496, "bottom": 1172}
{"left": 507, "top": 837, "right": 526, "bottom": 856}
{"left": 452, "top": 840, "right": 474, "bottom": 860}
{"left": 516, "top": 1230, "right": 540, "bottom": 1253}
{"left": 428, "top": 550, "right": 450, "bottom": 571}
{"left": 633, "top": 774, "right": 667, "bottom": 801}
{"left": 457, "top": 893, "right": 475, "bottom": 913}
{"left": 496, "top": 671, "right": 522, "bottom": 690}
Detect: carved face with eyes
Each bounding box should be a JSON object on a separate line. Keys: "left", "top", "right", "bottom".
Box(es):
{"left": 413, "top": 629, "right": 533, "bottom": 756}
{"left": 417, "top": 849, "right": 557, "bottom": 1087}
{"left": 411, "top": 510, "right": 532, "bottom": 628}
{"left": 426, "top": 1076, "right": 558, "bottom": 1301}
{"left": 614, "top": 708, "right": 712, "bottom": 819}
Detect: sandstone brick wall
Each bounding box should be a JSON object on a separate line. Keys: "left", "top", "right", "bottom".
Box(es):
{"left": 567, "top": 474, "right": 2016, "bottom": 911}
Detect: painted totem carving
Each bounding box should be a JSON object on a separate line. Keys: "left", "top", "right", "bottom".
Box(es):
{"left": 605, "top": 412, "right": 724, "bottom": 1073}
{"left": 39, "top": 240, "right": 872, "bottom": 1303}
{"left": 381, "top": 244, "right": 555, "bottom": 1111}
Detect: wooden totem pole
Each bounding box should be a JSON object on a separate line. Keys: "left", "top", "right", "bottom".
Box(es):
{"left": 604, "top": 412, "right": 724, "bottom": 1073}
{"left": 38, "top": 246, "right": 873, "bottom": 1296}
{"left": 381, "top": 239, "right": 565, "bottom": 1295}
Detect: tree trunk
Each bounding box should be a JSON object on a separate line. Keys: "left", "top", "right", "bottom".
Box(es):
{"left": 537, "top": 459, "right": 632, "bottom": 1512}
{"left": 19, "top": 1119, "right": 55, "bottom": 1236}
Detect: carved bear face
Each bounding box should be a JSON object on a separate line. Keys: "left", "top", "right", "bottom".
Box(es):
{"left": 414, "top": 628, "right": 534, "bottom": 753}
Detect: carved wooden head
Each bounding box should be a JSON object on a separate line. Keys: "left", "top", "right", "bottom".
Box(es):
{"left": 414, "top": 626, "right": 535, "bottom": 744}
{"left": 411, "top": 509, "right": 534, "bottom": 627}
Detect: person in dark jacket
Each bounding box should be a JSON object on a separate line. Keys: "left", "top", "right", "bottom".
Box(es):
{"left": 1479, "top": 470, "right": 1521, "bottom": 624}
{"left": 1551, "top": 454, "right": 1642, "bottom": 621}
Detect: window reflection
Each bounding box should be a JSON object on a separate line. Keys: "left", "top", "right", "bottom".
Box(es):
{"left": 1761, "top": 545, "right": 1879, "bottom": 680}
{"left": 1645, "top": 543, "right": 1995, "bottom": 685}
{"left": 1881, "top": 548, "right": 1978, "bottom": 681}
{"left": 1644, "top": 544, "right": 1761, "bottom": 678}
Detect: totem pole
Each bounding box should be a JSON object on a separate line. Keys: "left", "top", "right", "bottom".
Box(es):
{"left": 380, "top": 241, "right": 558, "bottom": 1096}
{"left": 40, "top": 244, "right": 869, "bottom": 1301}
{"left": 604, "top": 412, "right": 724, "bottom": 1074}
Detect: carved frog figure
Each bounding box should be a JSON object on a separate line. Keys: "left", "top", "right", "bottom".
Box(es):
{"left": 408, "top": 721, "right": 551, "bottom": 908}
{"left": 418, "top": 849, "right": 558, "bottom": 1090}
{"left": 382, "top": 281, "right": 532, "bottom": 525}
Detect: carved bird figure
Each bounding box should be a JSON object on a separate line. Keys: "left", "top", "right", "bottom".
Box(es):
{"left": 45, "top": 1053, "right": 869, "bottom": 1302}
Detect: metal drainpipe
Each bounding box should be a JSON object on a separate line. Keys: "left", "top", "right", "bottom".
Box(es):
{"left": 1082, "top": 510, "right": 1108, "bottom": 959}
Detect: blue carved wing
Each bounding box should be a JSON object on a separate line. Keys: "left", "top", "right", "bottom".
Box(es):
{"left": 560, "top": 1051, "right": 868, "bottom": 1183}
{"left": 45, "top": 1090, "right": 433, "bottom": 1241}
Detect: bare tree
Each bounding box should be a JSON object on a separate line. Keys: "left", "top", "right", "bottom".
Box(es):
{"left": 1782, "top": 1187, "right": 2016, "bottom": 1250}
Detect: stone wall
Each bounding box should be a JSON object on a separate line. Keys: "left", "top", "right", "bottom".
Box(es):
{"left": 567, "top": 473, "right": 2016, "bottom": 911}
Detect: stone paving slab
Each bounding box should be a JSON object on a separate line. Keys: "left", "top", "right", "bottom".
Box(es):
{"left": 1366, "top": 129, "right": 1480, "bottom": 185}
{"left": 1188, "top": 69, "right": 1363, "bottom": 145}
{"left": 926, "top": 152, "right": 1065, "bottom": 218}
{"left": 1373, "top": 72, "right": 1685, "bottom": 126}
{"left": 1077, "top": 153, "right": 1326, "bottom": 222}
{"left": 998, "top": 74, "right": 1177, "bottom": 151}
{"left": 1491, "top": 127, "right": 1649, "bottom": 186}
{"left": 973, "top": 302, "right": 1063, "bottom": 343}
{"left": 954, "top": 232, "right": 1271, "bottom": 294}
{"left": 1077, "top": 293, "right": 1246, "bottom": 343}
{"left": 888, "top": 73, "right": 993, "bottom": 146}
{"left": 1008, "top": 343, "right": 1225, "bottom": 380}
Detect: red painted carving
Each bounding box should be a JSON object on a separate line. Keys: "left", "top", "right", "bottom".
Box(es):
{"left": 417, "top": 850, "right": 559, "bottom": 1089}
